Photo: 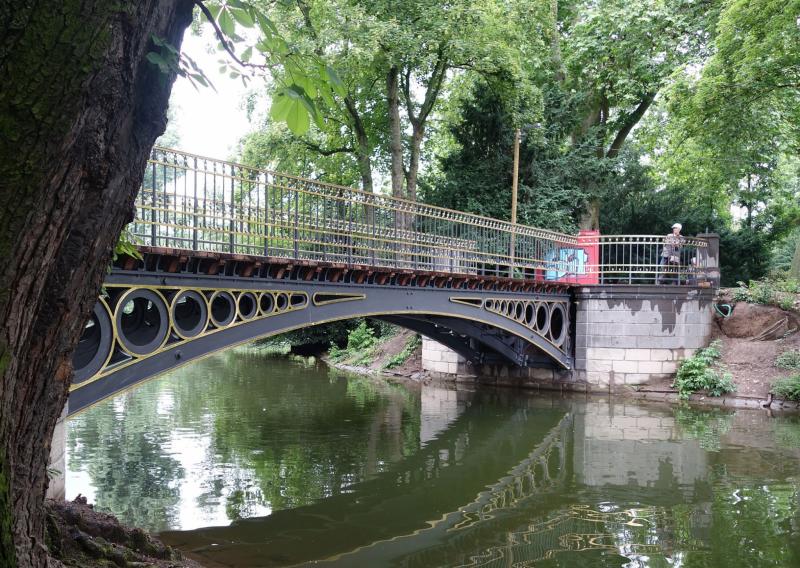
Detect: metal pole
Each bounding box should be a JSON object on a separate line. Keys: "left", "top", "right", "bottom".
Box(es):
{"left": 509, "top": 127, "right": 520, "bottom": 277}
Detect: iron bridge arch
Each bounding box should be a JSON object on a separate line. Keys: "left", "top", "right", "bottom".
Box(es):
{"left": 69, "top": 250, "right": 574, "bottom": 416}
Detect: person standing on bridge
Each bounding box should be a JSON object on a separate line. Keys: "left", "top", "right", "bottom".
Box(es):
{"left": 657, "top": 223, "right": 685, "bottom": 284}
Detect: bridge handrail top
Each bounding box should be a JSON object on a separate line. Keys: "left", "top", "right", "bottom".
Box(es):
{"left": 592, "top": 234, "right": 709, "bottom": 246}
{"left": 151, "top": 146, "right": 577, "bottom": 242}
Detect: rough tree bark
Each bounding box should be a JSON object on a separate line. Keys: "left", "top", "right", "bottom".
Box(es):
{"left": 386, "top": 65, "right": 405, "bottom": 200}
{"left": 0, "top": 1, "right": 195, "bottom": 566}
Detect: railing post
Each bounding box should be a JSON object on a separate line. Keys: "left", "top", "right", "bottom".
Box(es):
{"left": 150, "top": 159, "right": 157, "bottom": 247}
{"left": 264, "top": 173, "right": 270, "bottom": 257}
{"left": 293, "top": 187, "right": 299, "bottom": 259}
{"left": 192, "top": 156, "right": 198, "bottom": 251}
{"left": 697, "top": 233, "right": 720, "bottom": 288}
{"left": 370, "top": 202, "right": 376, "bottom": 266}
{"left": 347, "top": 198, "right": 353, "bottom": 265}
{"left": 229, "top": 164, "right": 235, "bottom": 253}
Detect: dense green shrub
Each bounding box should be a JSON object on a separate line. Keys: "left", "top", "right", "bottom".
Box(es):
{"left": 329, "top": 321, "right": 377, "bottom": 364}
{"left": 776, "top": 350, "right": 800, "bottom": 370}
{"left": 733, "top": 278, "right": 798, "bottom": 311}
{"left": 259, "top": 320, "right": 359, "bottom": 350}
{"left": 771, "top": 375, "right": 800, "bottom": 401}
{"left": 673, "top": 340, "right": 735, "bottom": 399}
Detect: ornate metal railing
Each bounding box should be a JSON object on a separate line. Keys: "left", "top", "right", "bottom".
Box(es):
{"left": 591, "top": 234, "right": 710, "bottom": 286}
{"left": 134, "top": 148, "right": 580, "bottom": 278}
{"left": 131, "top": 148, "right": 712, "bottom": 285}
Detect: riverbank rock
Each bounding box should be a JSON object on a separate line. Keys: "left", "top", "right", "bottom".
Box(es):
{"left": 720, "top": 302, "right": 799, "bottom": 339}
{"left": 46, "top": 496, "right": 203, "bottom": 567}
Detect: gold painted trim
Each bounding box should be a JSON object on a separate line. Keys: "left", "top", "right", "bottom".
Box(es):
{"left": 72, "top": 303, "right": 571, "bottom": 398}
{"left": 207, "top": 290, "right": 237, "bottom": 328}
{"left": 312, "top": 293, "right": 366, "bottom": 307}
{"left": 70, "top": 285, "right": 311, "bottom": 392}
{"left": 168, "top": 289, "right": 210, "bottom": 341}
{"left": 236, "top": 291, "right": 259, "bottom": 321}
{"left": 113, "top": 287, "right": 172, "bottom": 357}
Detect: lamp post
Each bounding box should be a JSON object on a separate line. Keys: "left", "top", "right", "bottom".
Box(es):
{"left": 509, "top": 127, "right": 521, "bottom": 277}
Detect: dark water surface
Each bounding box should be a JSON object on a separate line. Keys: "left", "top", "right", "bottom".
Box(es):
{"left": 67, "top": 348, "right": 800, "bottom": 567}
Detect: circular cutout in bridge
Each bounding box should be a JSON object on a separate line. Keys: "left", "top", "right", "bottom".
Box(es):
{"left": 209, "top": 291, "right": 236, "bottom": 327}
{"left": 275, "top": 293, "right": 289, "bottom": 312}
{"left": 171, "top": 290, "right": 208, "bottom": 338}
{"left": 524, "top": 303, "right": 535, "bottom": 327}
{"left": 73, "top": 300, "right": 113, "bottom": 383}
{"left": 514, "top": 302, "right": 524, "bottom": 321}
{"left": 549, "top": 303, "right": 567, "bottom": 346}
{"left": 115, "top": 289, "right": 170, "bottom": 356}
{"left": 259, "top": 293, "right": 275, "bottom": 315}
{"left": 238, "top": 292, "right": 258, "bottom": 321}
{"left": 535, "top": 303, "right": 549, "bottom": 334}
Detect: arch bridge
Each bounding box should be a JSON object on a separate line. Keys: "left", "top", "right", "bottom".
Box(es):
{"left": 68, "top": 148, "right": 713, "bottom": 415}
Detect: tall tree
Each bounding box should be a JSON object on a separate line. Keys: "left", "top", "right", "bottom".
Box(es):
{"left": 0, "top": 2, "right": 196, "bottom": 565}
{"left": 0, "top": 0, "right": 334, "bottom": 563}
{"left": 553, "top": 0, "right": 720, "bottom": 228}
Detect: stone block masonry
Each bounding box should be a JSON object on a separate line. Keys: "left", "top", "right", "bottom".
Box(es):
{"left": 572, "top": 285, "right": 716, "bottom": 390}
{"left": 421, "top": 337, "right": 471, "bottom": 377}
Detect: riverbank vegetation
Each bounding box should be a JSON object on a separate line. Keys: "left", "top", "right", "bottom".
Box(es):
{"left": 672, "top": 341, "right": 735, "bottom": 400}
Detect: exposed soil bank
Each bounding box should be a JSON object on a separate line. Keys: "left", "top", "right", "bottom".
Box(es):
{"left": 45, "top": 496, "right": 202, "bottom": 568}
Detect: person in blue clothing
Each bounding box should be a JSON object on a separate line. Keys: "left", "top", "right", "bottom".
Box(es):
{"left": 657, "top": 223, "right": 685, "bottom": 284}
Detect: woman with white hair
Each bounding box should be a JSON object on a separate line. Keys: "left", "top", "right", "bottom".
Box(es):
{"left": 657, "top": 223, "right": 685, "bottom": 284}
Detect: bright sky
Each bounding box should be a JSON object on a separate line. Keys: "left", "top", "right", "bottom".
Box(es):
{"left": 166, "top": 27, "right": 262, "bottom": 160}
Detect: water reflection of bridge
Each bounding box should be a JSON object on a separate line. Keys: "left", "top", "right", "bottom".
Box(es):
{"left": 160, "top": 387, "right": 573, "bottom": 566}
{"left": 161, "top": 391, "right": 725, "bottom": 568}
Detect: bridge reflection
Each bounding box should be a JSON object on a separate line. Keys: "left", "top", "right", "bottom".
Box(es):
{"left": 159, "top": 392, "right": 735, "bottom": 567}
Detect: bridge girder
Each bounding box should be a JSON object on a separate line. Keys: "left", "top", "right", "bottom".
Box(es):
{"left": 69, "top": 269, "right": 573, "bottom": 416}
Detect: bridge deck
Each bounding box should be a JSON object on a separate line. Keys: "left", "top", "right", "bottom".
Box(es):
{"left": 123, "top": 245, "right": 573, "bottom": 293}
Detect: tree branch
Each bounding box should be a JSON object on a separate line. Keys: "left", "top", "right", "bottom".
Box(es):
{"left": 606, "top": 92, "right": 656, "bottom": 158}
{"left": 418, "top": 47, "right": 448, "bottom": 125}
{"left": 194, "top": 0, "right": 270, "bottom": 71}
{"left": 402, "top": 67, "right": 416, "bottom": 125}
{"left": 303, "top": 141, "right": 353, "bottom": 156}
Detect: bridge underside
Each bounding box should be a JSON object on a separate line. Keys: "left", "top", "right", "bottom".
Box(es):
{"left": 69, "top": 248, "right": 573, "bottom": 416}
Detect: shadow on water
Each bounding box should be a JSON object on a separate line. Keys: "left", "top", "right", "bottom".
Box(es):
{"left": 68, "top": 349, "right": 800, "bottom": 568}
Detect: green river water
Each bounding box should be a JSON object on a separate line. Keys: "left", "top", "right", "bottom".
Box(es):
{"left": 67, "top": 348, "right": 800, "bottom": 567}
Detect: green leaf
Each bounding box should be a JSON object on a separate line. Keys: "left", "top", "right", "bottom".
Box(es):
{"left": 146, "top": 51, "right": 170, "bottom": 73}
{"left": 218, "top": 8, "right": 235, "bottom": 37}
{"left": 241, "top": 46, "right": 253, "bottom": 63}
{"left": 270, "top": 88, "right": 311, "bottom": 135}
{"left": 256, "top": 13, "right": 278, "bottom": 36}
{"left": 230, "top": 7, "right": 254, "bottom": 28}
{"left": 324, "top": 65, "right": 346, "bottom": 97}
{"left": 206, "top": 3, "right": 221, "bottom": 20}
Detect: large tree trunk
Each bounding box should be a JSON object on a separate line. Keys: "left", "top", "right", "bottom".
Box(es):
{"left": 579, "top": 200, "right": 601, "bottom": 230}
{"left": 0, "top": 2, "right": 195, "bottom": 566}
{"left": 343, "top": 97, "right": 374, "bottom": 194}
{"left": 406, "top": 125, "right": 424, "bottom": 202}
{"left": 386, "top": 65, "right": 404, "bottom": 200}
{"left": 791, "top": 238, "right": 800, "bottom": 279}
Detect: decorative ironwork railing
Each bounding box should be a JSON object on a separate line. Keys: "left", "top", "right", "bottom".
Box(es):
{"left": 132, "top": 148, "right": 711, "bottom": 285}
{"left": 591, "top": 234, "right": 710, "bottom": 286}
